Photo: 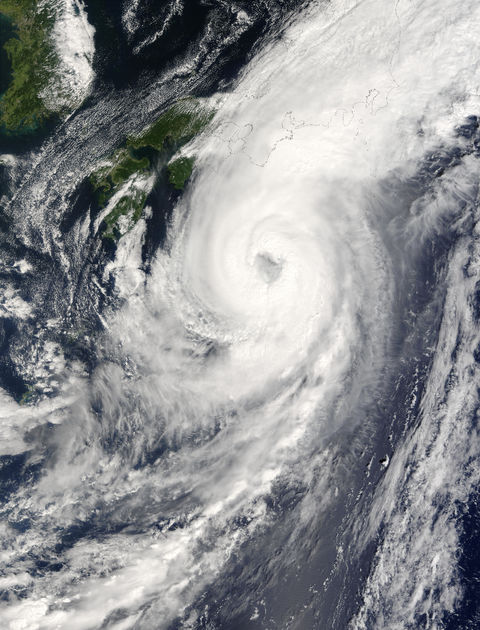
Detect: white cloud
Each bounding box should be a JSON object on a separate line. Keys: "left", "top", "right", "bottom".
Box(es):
{"left": 2, "top": 0, "right": 480, "bottom": 627}
{"left": 40, "top": 0, "right": 96, "bottom": 112}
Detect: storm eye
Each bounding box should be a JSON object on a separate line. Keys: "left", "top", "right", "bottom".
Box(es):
{"left": 254, "top": 252, "right": 283, "bottom": 284}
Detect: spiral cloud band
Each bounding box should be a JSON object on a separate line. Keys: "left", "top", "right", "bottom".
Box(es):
{"left": 1, "top": 0, "right": 480, "bottom": 627}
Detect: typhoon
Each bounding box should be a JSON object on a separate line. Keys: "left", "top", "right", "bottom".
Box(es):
{"left": 0, "top": 0, "right": 480, "bottom": 628}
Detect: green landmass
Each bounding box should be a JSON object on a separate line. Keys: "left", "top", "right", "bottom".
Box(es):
{"left": 0, "top": 14, "right": 13, "bottom": 96}
{"left": 0, "top": 0, "right": 57, "bottom": 133}
{"left": 91, "top": 100, "right": 214, "bottom": 241}
{"left": 127, "top": 100, "right": 214, "bottom": 151}
{"left": 90, "top": 151, "right": 150, "bottom": 208}
{"left": 102, "top": 189, "right": 147, "bottom": 241}
{"left": 168, "top": 156, "right": 195, "bottom": 190}
{"left": 19, "top": 385, "right": 35, "bottom": 405}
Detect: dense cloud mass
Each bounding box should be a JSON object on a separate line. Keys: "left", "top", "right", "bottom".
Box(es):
{"left": 0, "top": 0, "right": 480, "bottom": 628}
